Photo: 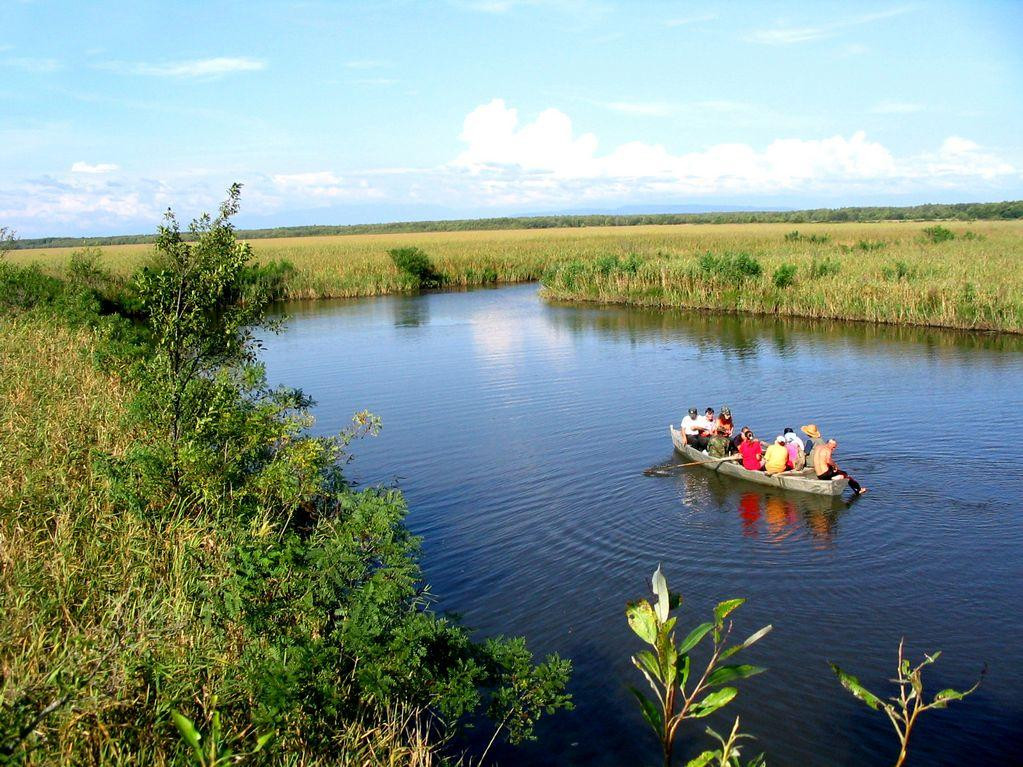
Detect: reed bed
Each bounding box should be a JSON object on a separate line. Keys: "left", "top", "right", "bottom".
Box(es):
{"left": 10, "top": 220, "right": 1023, "bottom": 332}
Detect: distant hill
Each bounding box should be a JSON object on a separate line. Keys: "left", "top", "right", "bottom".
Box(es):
{"left": 10, "top": 199, "right": 1023, "bottom": 250}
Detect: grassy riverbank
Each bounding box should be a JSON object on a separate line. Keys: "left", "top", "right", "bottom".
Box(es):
{"left": 10, "top": 220, "right": 1023, "bottom": 332}
{"left": 0, "top": 198, "right": 571, "bottom": 764}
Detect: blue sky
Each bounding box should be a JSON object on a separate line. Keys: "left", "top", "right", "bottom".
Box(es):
{"left": 2, "top": 0, "right": 1021, "bottom": 236}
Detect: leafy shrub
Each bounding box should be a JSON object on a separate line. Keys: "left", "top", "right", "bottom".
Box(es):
{"left": 807, "top": 257, "right": 841, "bottom": 279}
{"left": 626, "top": 566, "right": 770, "bottom": 767}
{"left": 595, "top": 253, "right": 643, "bottom": 277}
{"left": 784, "top": 230, "right": 831, "bottom": 244}
{"left": 698, "top": 251, "right": 762, "bottom": 282}
{"left": 772, "top": 263, "right": 797, "bottom": 288}
{"left": 882, "top": 260, "right": 918, "bottom": 281}
{"left": 389, "top": 247, "right": 443, "bottom": 288}
{"left": 922, "top": 225, "right": 955, "bottom": 243}
{"left": 961, "top": 230, "right": 985, "bottom": 241}
{"left": 856, "top": 239, "right": 886, "bottom": 251}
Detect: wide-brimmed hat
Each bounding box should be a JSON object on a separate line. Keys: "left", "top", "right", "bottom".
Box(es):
{"left": 801, "top": 424, "right": 821, "bottom": 439}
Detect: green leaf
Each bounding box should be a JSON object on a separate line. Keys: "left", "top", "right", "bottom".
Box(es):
{"left": 171, "top": 711, "right": 203, "bottom": 761}
{"left": 678, "top": 622, "right": 714, "bottom": 654}
{"left": 930, "top": 688, "right": 968, "bottom": 709}
{"left": 713, "top": 598, "right": 745, "bottom": 625}
{"left": 676, "top": 653, "right": 691, "bottom": 689}
{"left": 633, "top": 650, "right": 663, "bottom": 685}
{"left": 652, "top": 564, "right": 670, "bottom": 623}
{"left": 690, "top": 687, "right": 738, "bottom": 718}
{"left": 626, "top": 600, "right": 658, "bottom": 645}
{"left": 685, "top": 751, "right": 719, "bottom": 767}
{"left": 721, "top": 624, "right": 773, "bottom": 659}
{"left": 705, "top": 664, "right": 766, "bottom": 688}
{"left": 253, "top": 732, "right": 273, "bottom": 753}
{"left": 829, "top": 663, "right": 883, "bottom": 710}
{"left": 629, "top": 686, "right": 664, "bottom": 736}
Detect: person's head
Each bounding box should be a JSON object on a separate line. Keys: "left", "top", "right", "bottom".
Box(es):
{"left": 784, "top": 432, "right": 797, "bottom": 443}
{"left": 721, "top": 406, "right": 731, "bottom": 418}
{"left": 828, "top": 439, "right": 838, "bottom": 448}
{"left": 801, "top": 424, "right": 821, "bottom": 439}
{"left": 688, "top": 408, "right": 698, "bottom": 418}
{"left": 741, "top": 426, "right": 752, "bottom": 440}
{"left": 705, "top": 407, "right": 715, "bottom": 419}
{"left": 783, "top": 427, "right": 794, "bottom": 435}
{"left": 775, "top": 435, "right": 785, "bottom": 445}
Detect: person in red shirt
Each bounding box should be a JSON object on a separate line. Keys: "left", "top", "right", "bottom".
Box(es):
{"left": 737, "top": 428, "right": 764, "bottom": 471}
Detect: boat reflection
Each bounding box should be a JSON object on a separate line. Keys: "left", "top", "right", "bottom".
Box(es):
{"left": 737, "top": 491, "right": 843, "bottom": 548}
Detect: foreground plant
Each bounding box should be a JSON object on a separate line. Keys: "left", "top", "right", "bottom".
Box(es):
{"left": 627, "top": 566, "right": 771, "bottom": 767}
{"left": 830, "top": 639, "right": 981, "bottom": 767}
{"left": 686, "top": 717, "right": 765, "bottom": 767}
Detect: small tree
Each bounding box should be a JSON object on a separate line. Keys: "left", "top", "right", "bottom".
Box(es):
{"left": 626, "top": 566, "right": 771, "bottom": 767}
{"left": 134, "top": 183, "right": 277, "bottom": 488}
{"left": 830, "top": 639, "right": 981, "bottom": 767}
{"left": 0, "top": 226, "right": 15, "bottom": 259}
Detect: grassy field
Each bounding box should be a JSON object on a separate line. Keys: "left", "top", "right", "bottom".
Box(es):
{"left": 10, "top": 219, "right": 1023, "bottom": 332}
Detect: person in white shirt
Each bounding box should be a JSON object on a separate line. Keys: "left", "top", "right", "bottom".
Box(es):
{"left": 682, "top": 407, "right": 709, "bottom": 449}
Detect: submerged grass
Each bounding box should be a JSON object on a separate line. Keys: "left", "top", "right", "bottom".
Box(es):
{"left": 9, "top": 220, "right": 1023, "bottom": 332}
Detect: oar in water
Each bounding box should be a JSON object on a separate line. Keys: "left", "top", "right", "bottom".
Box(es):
{"left": 643, "top": 454, "right": 741, "bottom": 476}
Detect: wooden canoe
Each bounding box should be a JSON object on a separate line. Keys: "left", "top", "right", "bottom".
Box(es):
{"left": 669, "top": 425, "right": 849, "bottom": 496}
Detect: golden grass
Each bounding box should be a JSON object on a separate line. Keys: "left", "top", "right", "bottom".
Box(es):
{"left": 9, "top": 220, "right": 1023, "bottom": 331}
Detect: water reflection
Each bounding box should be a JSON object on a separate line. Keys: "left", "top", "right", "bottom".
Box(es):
{"left": 737, "top": 491, "right": 844, "bottom": 549}
{"left": 543, "top": 299, "right": 1023, "bottom": 360}
{"left": 391, "top": 295, "right": 430, "bottom": 327}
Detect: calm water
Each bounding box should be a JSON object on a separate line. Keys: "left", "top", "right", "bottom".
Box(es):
{"left": 262, "top": 283, "right": 1023, "bottom": 767}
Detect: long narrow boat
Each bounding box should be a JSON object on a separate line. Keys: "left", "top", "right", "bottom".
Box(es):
{"left": 669, "top": 425, "right": 849, "bottom": 496}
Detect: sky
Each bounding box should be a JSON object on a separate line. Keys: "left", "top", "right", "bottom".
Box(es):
{"left": 2, "top": 0, "right": 1022, "bottom": 237}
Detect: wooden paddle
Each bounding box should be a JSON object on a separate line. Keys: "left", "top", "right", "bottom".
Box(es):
{"left": 644, "top": 454, "right": 741, "bottom": 476}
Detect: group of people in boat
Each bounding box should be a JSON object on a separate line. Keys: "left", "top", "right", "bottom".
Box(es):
{"left": 680, "top": 406, "right": 867, "bottom": 495}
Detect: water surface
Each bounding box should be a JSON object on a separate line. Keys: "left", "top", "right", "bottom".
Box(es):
{"left": 262, "top": 283, "right": 1023, "bottom": 766}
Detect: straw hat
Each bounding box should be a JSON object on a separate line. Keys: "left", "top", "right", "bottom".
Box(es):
{"left": 801, "top": 424, "right": 821, "bottom": 439}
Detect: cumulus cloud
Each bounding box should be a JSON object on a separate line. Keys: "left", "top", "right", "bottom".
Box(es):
{"left": 453, "top": 99, "right": 901, "bottom": 192}
{"left": 4, "top": 100, "right": 1019, "bottom": 236}
{"left": 102, "top": 57, "right": 265, "bottom": 77}
{"left": 71, "top": 161, "right": 119, "bottom": 174}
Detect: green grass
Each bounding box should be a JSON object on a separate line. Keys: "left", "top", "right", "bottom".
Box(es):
{"left": 9, "top": 219, "right": 1023, "bottom": 332}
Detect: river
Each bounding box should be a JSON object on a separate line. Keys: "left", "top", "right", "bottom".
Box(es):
{"left": 262, "top": 283, "right": 1023, "bottom": 766}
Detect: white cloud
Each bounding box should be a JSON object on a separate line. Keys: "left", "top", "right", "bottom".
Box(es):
{"left": 454, "top": 99, "right": 901, "bottom": 190}
{"left": 271, "top": 171, "right": 382, "bottom": 201}
{"left": 869, "top": 100, "right": 924, "bottom": 114}
{"left": 102, "top": 57, "right": 265, "bottom": 77}
{"left": 71, "top": 161, "right": 119, "bottom": 174}
{"left": 747, "top": 7, "right": 913, "bottom": 45}
{"left": 2, "top": 57, "right": 62, "bottom": 72}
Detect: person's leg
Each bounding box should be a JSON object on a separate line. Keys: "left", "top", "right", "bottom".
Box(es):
{"left": 841, "top": 472, "right": 863, "bottom": 494}
{"left": 816, "top": 467, "right": 837, "bottom": 480}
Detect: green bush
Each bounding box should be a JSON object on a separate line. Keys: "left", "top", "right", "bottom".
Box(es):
{"left": 807, "top": 257, "right": 842, "bottom": 279}
{"left": 388, "top": 247, "right": 443, "bottom": 288}
{"left": 772, "top": 263, "right": 797, "bottom": 288}
{"left": 856, "top": 239, "right": 886, "bottom": 251}
{"left": 922, "top": 225, "right": 955, "bottom": 243}
{"left": 784, "top": 230, "right": 831, "bottom": 244}
{"left": 882, "top": 260, "right": 918, "bottom": 281}
{"left": 698, "top": 251, "right": 762, "bottom": 283}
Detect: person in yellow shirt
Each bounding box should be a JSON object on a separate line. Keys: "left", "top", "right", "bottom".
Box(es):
{"left": 763, "top": 435, "right": 790, "bottom": 475}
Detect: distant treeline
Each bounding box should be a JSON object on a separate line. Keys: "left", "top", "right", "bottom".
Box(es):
{"left": 13, "top": 199, "right": 1023, "bottom": 249}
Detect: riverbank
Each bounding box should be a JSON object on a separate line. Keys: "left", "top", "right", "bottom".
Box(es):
{"left": 10, "top": 220, "right": 1023, "bottom": 332}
